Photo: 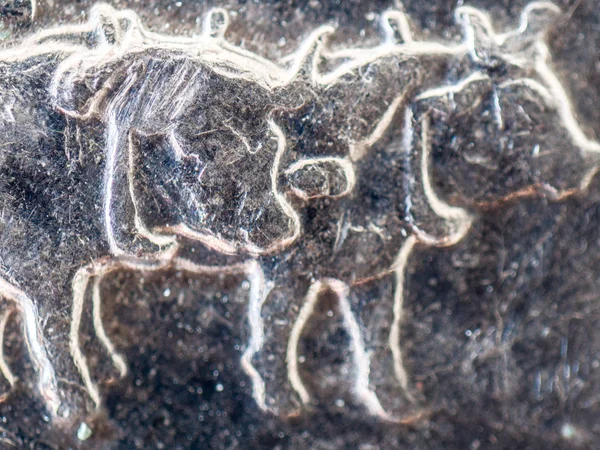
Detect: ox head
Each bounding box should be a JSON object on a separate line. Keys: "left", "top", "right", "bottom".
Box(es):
{"left": 420, "top": 3, "right": 600, "bottom": 210}
{"left": 46, "top": 5, "right": 356, "bottom": 256}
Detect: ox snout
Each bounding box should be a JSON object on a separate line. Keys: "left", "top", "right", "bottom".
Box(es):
{"left": 282, "top": 157, "right": 356, "bottom": 201}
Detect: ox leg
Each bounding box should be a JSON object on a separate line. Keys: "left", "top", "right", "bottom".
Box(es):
{"left": 71, "top": 261, "right": 120, "bottom": 409}
{"left": 71, "top": 256, "right": 271, "bottom": 412}
{"left": 0, "top": 276, "right": 60, "bottom": 415}
{"left": 355, "top": 236, "right": 427, "bottom": 424}
{"left": 238, "top": 261, "right": 273, "bottom": 414}
{"left": 286, "top": 278, "right": 389, "bottom": 418}
{"left": 70, "top": 256, "right": 170, "bottom": 408}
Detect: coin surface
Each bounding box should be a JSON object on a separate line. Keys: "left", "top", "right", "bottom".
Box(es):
{"left": 0, "top": 1, "right": 599, "bottom": 448}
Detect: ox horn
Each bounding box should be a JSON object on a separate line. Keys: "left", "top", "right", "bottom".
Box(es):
{"left": 283, "top": 25, "right": 335, "bottom": 84}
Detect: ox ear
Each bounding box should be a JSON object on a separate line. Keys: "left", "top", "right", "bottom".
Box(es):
{"left": 381, "top": 10, "right": 413, "bottom": 44}
{"left": 284, "top": 157, "right": 355, "bottom": 200}
{"left": 515, "top": 2, "right": 561, "bottom": 40}
{"left": 455, "top": 6, "right": 497, "bottom": 47}
{"left": 501, "top": 1, "right": 561, "bottom": 55}
{"left": 202, "top": 8, "right": 230, "bottom": 39}
{"left": 89, "top": 3, "right": 123, "bottom": 46}
{"left": 455, "top": 3, "right": 562, "bottom": 62}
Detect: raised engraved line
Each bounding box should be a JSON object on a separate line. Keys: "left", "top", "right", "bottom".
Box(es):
{"left": 0, "top": 277, "right": 60, "bottom": 414}
{"left": 286, "top": 281, "right": 320, "bottom": 405}
{"left": 92, "top": 277, "right": 127, "bottom": 378}
{"left": 0, "top": 309, "right": 15, "bottom": 390}
{"left": 286, "top": 279, "right": 389, "bottom": 418}
{"left": 415, "top": 71, "right": 489, "bottom": 101}
{"left": 284, "top": 157, "right": 356, "bottom": 199}
{"left": 240, "top": 262, "right": 271, "bottom": 412}
{"left": 389, "top": 235, "right": 417, "bottom": 395}
{"left": 533, "top": 43, "right": 600, "bottom": 154}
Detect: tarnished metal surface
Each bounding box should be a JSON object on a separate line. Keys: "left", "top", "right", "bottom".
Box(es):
{"left": 0, "top": 1, "right": 599, "bottom": 448}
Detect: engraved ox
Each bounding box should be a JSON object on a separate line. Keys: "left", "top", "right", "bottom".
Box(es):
{"left": 0, "top": 1, "right": 597, "bottom": 424}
